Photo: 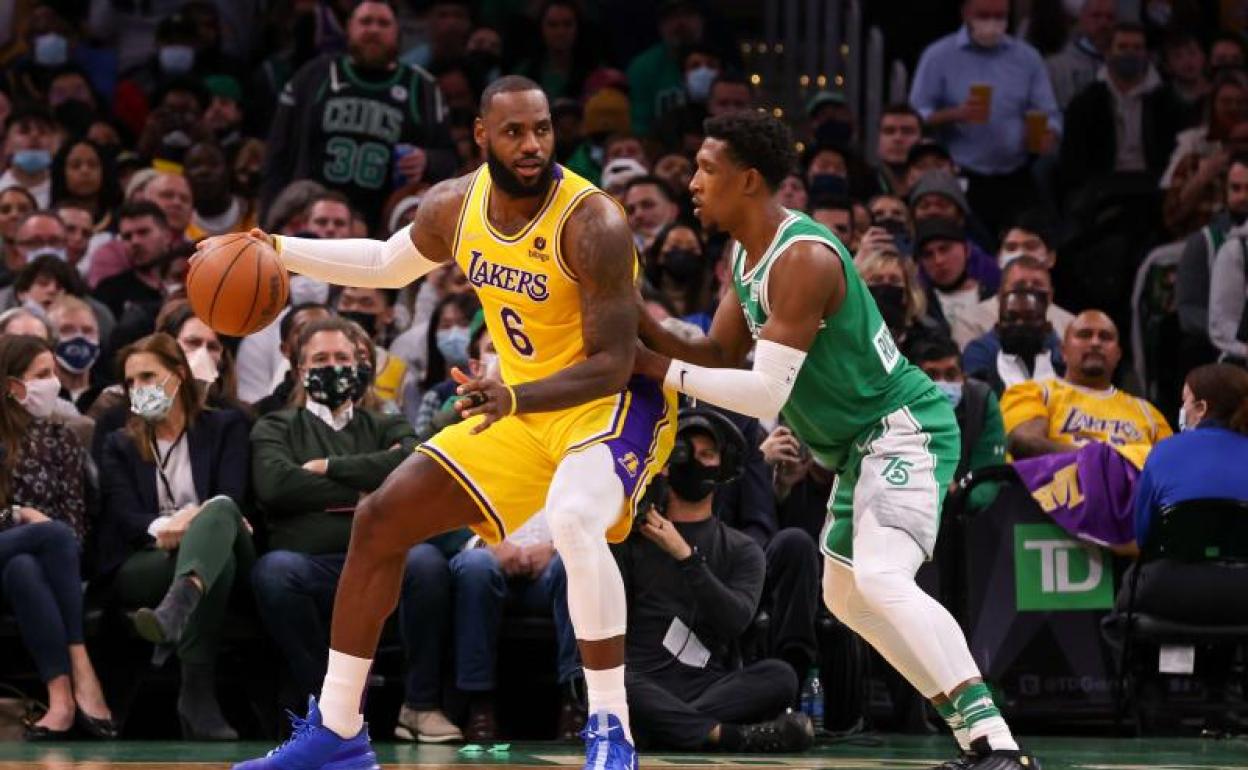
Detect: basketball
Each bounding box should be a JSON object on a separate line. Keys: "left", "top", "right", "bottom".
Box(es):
{"left": 187, "top": 233, "right": 289, "bottom": 337}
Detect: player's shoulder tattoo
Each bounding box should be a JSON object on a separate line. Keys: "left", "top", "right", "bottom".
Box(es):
{"left": 563, "top": 193, "right": 634, "bottom": 287}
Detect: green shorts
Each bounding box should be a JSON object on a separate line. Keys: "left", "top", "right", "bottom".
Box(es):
{"left": 820, "top": 389, "right": 960, "bottom": 565}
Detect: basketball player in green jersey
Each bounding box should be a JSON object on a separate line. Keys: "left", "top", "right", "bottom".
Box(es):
{"left": 634, "top": 112, "right": 1038, "bottom": 770}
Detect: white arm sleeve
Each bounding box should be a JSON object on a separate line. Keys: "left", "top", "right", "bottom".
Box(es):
{"left": 663, "top": 339, "right": 806, "bottom": 420}
{"left": 274, "top": 224, "right": 443, "bottom": 289}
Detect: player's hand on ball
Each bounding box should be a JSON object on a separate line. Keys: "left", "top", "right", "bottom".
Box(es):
{"left": 451, "top": 367, "right": 514, "bottom": 434}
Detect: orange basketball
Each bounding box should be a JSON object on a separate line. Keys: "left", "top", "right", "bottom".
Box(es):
{"left": 187, "top": 234, "right": 289, "bottom": 337}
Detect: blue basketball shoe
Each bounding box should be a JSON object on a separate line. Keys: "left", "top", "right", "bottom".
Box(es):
{"left": 580, "top": 712, "right": 638, "bottom": 770}
{"left": 234, "top": 697, "right": 379, "bottom": 770}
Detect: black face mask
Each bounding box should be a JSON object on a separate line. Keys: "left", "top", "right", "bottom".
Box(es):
{"left": 1230, "top": 208, "right": 1248, "bottom": 226}
{"left": 998, "top": 324, "right": 1047, "bottom": 360}
{"left": 661, "top": 248, "right": 704, "bottom": 283}
{"left": 869, "top": 284, "right": 908, "bottom": 332}
{"left": 340, "top": 310, "right": 378, "bottom": 338}
{"left": 351, "top": 362, "right": 374, "bottom": 402}
{"left": 814, "top": 119, "right": 853, "bottom": 150}
{"left": 303, "top": 364, "right": 358, "bottom": 410}
{"left": 667, "top": 458, "right": 719, "bottom": 503}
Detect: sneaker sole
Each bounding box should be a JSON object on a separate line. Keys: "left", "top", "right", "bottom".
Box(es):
{"left": 393, "top": 725, "right": 463, "bottom": 744}
{"left": 320, "top": 753, "right": 380, "bottom": 770}
{"left": 133, "top": 609, "right": 169, "bottom": 644}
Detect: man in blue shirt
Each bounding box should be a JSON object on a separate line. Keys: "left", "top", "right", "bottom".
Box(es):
{"left": 909, "top": 0, "right": 1061, "bottom": 237}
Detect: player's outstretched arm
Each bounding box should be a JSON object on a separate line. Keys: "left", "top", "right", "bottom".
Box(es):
{"left": 639, "top": 242, "right": 841, "bottom": 420}
{"left": 638, "top": 289, "right": 754, "bottom": 369}
{"left": 197, "top": 177, "right": 469, "bottom": 289}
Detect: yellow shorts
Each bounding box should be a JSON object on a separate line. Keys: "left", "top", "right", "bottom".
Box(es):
{"left": 418, "top": 376, "right": 676, "bottom": 545}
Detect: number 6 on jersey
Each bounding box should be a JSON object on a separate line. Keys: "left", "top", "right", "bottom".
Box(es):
{"left": 500, "top": 307, "right": 534, "bottom": 356}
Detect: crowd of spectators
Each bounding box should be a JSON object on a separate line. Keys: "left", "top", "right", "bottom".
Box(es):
{"left": 0, "top": 0, "right": 1245, "bottom": 747}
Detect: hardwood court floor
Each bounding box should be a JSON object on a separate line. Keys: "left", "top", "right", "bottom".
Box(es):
{"left": 0, "top": 736, "right": 1245, "bottom": 770}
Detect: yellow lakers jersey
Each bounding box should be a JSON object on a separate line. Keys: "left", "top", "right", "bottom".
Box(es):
{"left": 1000, "top": 378, "right": 1173, "bottom": 468}
{"left": 451, "top": 164, "right": 612, "bottom": 385}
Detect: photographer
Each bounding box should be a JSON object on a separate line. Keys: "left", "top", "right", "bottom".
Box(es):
{"left": 616, "top": 409, "right": 813, "bottom": 753}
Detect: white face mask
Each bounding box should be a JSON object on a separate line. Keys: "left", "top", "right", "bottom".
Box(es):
{"left": 289, "top": 275, "right": 330, "bottom": 306}
{"left": 969, "top": 18, "right": 1007, "bottom": 48}
{"left": 186, "top": 345, "right": 220, "bottom": 385}
{"left": 480, "top": 352, "right": 500, "bottom": 379}
{"left": 17, "top": 375, "right": 61, "bottom": 419}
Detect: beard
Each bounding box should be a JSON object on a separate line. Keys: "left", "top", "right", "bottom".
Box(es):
{"left": 348, "top": 38, "right": 398, "bottom": 71}
{"left": 486, "top": 144, "right": 554, "bottom": 199}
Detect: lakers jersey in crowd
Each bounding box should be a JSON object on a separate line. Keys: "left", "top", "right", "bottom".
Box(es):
{"left": 1000, "top": 378, "right": 1172, "bottom": 467}
{"left": 419, "top": 164, "right": 676, "bottom": 544}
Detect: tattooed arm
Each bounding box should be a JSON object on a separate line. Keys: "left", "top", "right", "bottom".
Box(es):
{"left": 455, "top": 194, "right": 638, "bottom": 430}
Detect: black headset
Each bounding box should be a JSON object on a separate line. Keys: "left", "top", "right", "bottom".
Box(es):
{"left": 670, "top": 407, "right": 748, "bottom": 485}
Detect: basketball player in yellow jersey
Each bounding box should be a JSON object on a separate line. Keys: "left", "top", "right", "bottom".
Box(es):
{"left": 201, "top": 76, "right": 673, "bottom": 770}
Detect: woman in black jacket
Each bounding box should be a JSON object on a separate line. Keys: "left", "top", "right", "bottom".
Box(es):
{"left": 99, "top": 332, "right": 253, "bottom": 740}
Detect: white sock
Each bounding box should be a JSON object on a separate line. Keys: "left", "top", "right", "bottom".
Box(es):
{"left": 319, "top": 649, "right": 371, "bottom": 738}
{"left": 968, "top": 716, "right": 1019, "bottom": 752}
{"left": 584, "top": 665, "right": 631, "bottom": 741}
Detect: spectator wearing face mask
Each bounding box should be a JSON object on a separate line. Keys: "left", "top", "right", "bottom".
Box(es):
{"left": 909, "top": 0, "right": 1061, "bottom": 237}
{"left": 646, "top": 221, "right": 712, "bottom": 331}
{"left": 1059, "top": 22, "right": 1170, "bottom": 200}
{"left": 650, "top": 44, "right": 724, "bottom": 153}
{"left": 111, "top": 12, "right": 207, "bottom": 137}
{"left": 855, "top": 248, "right": 946, "bottom": 356}
{"left": 335, "top": 286, "right": 410, "bottom": 415}
{"left": 909, "top": 336, "right": 1006, "bottom": 499}
{"left": 1, "top": 214, "right": 118, "bottom": 344}
{"left": 99, "top": 332, "right": 254, "bottom": 740}
{"left": 627, "top": 1, "right": 706, "bottom": 136}
{"left": 252, "top": 303, "right": 335, "bottom": 417}
{"left": 1, "top": 104, "right": 60, "bottom": 209}
{"left": 0, "top": 334, "right": 116, "bottom": 741}
{"left": 616, "top": 409, "right": 812, "bottom": 753}
{"left": 1123, "top": 364, "right": 1248, "bottom": 621}
{"left": 415, "top": 292, "right": 482, "bottom": 425}
{"left": 4, "top": 3, "right": 112, "bottom": 105}
{"left": 248, "top": 318, "right": 461, "bottom": 727}
{"left": 963, "top": 286, "right": 1064, "bottom": 396}
{"left": 1044, "top": 0, "right": 1116, "bottom": 110}
{"left": 1176, "top": 154, "right": 1248, "bottom": 363}
{"left": 47, "top": 295, "right": 104, "bottom": 414}
{"left": 961, "top": 249, "right": 1073, "bottom": 351}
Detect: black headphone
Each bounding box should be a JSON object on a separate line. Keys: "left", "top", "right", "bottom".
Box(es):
{"left": 670, "top": 407, "right": 748, "bottom": 485}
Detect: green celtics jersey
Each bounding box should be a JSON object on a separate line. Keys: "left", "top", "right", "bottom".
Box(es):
{"left": 730, "top": 210, "right": 937, "bottom": 469}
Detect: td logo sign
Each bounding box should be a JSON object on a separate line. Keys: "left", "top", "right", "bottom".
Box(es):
{"left": 1013, "top": 523, "right": 1113, "bottom": 611}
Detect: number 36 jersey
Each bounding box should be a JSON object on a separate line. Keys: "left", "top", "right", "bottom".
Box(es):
{"left": 451, "top": 163, "right": 612, "bottom": 385}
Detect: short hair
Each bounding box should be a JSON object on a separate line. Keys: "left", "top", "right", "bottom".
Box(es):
{"left": 709, "top": 72, "right": 751, "bottom": 94}
{"left": 0, "top": 186, "right": 37, "bottom": 209}
{"left": 908, "top": 335, "right": 960, "bottom": 365}
{"left": 294, "top": 317, "right": 361, "bottom": 367}
{"left": 14, "top": 254, "right": 85, "bottom": 297}
{"left": 1000, "top": 254, "right": 1051, "bottom": 286}
{"left": 880, "top": 103, "right": 922, "bottom": 124}
{"left": 1110, "top": 21, "right": 1147, "bottom": 42}
{"left": 0, "top": 308, "right": 52, "bottom": 340}
{"left": 117, "top": 200, "right": 169, "bottom": 228}
{"left": 15, "top": 210, "right": 65, "bottom": 234}
{"left": 305, "top": 191, "right": 352, "bottom": 214}
{"left": 1211, "top": 31, "right": 1248, "bottom": 58}
{"left": 479, "top": 75, "right": 544, "bottom": 116}
{"left": 281, "top": 302, "right": 331, "bottom": 345}
{"left": 47, "top": 295, "right": 95, "bottom": 324}
{"left": 1161, "top": 28, "right": 1201, "bottom": 54}
{"left": 703, "top": 111, "right": 796, "bottom": 191}
{"left": 624, "top": 175, "right": 677, "bottom": 203}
